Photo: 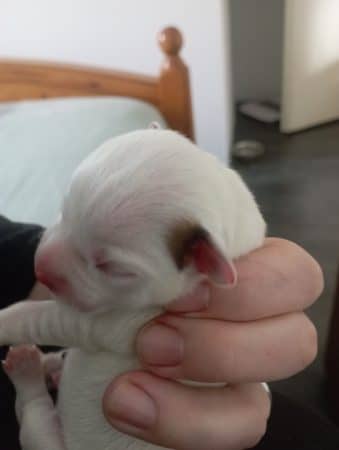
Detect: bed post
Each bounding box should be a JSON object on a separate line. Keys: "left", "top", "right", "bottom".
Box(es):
{"left": 157, "top": 27, "right": 194, "bottom": 141}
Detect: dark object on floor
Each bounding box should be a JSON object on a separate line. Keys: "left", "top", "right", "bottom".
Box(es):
{"left": 238, "top": 101, "right": 280, "bottom": 123}
{"left": 254, "top": 391, "right": 339, "bottom": 450}
{"left": 232, "top": 140, "right": 265, "bottom": 161}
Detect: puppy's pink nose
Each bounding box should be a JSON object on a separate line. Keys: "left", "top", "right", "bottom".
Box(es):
{"left": 35, "top": 238, "right": 68, "bottom": 294}
{"left": 35, "top": 270, "right": 67, "bottom": 293}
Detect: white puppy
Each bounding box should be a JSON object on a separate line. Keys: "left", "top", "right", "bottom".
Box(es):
{"left": 1, "top": 129, "right": 266, "bottom": 450}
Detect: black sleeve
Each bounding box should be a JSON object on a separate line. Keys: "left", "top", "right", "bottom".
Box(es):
{"left": 254, "top": 391, "right": 339, "bottom": 450}
{"left": 0, "top": 216, "right": 45, "bottom": 450}
{"left": 0, "top": 215, "right": 44, "bottom": 307}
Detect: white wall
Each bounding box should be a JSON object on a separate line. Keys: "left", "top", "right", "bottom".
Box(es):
{"left": 281, "top": 0, "right": 339, "bottom": 132}
{"left": 0, "top": 0, "right": 232, "bottom": 162}
{"left": 229, "top": 0, "right": 284, "bottom": 103}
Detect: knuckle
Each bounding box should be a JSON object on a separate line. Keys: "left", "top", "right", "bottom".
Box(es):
{"left": 232, "top": 384, "right": 270, "bottom": 449}
{"left": 246, "top": 406, "right": 269, "bottom": 448}
{"left": 246, "top": 425, "right": 267, "bottom": 448}
{"left": 300, "top": 316, "right": 318, "bottom": 368}
{"left": 237, "top": 410, "right": 268, "bottom": 449}
{"left": 303, "top": 254, "right": 324, "bottom": 301}
{"left": 311, "top": 259, "right": 325, "bottom": 299}
{"left": 279, "top": 239, "right": 324, "bottom": 303}
{"left": 298, "top": 244, "right": 324, "bottom": 301}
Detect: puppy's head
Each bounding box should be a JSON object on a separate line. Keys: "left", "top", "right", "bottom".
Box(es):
{"left": 34, "top": 130, "right": 257, "bottom": 313}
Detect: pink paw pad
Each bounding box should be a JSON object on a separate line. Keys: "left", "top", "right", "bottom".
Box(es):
{"left": 2, "top": 345, "right": 42, "bottom": 378}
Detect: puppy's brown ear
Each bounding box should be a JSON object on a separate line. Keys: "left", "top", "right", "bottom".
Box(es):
{"left": 168, "top": 222, "right": 237, "bottom": 287}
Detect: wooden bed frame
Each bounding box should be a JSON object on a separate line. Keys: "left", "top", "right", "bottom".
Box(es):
{"left": 0, "top": 27, "right": 194, "bottom": 139}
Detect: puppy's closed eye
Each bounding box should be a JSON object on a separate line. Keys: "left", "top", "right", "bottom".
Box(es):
{"left": 95, "top": 259, "right": 137, "bottom": 280}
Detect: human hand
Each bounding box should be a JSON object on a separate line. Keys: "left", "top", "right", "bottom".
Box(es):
{"left": 102, "top": 238, "right": 323, "bottom": 450}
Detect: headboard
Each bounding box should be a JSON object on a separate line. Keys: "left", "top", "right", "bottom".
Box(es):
{"left": 0, "top": 27, "right": 194, "bottom": 139}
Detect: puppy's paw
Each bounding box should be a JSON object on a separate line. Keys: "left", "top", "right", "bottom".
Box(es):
{"left": 3, "top": 345, "right": 44, "bottom": 388}
{"left": 42, "top": 350, "right": 67, "bottom": 389}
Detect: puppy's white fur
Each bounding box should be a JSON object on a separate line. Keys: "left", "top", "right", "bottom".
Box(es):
{"left": 0, "top": 129, "right": 266, "bottom": 450}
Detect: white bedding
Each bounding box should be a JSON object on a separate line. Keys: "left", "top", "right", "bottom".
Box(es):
{"left": 0, "top": 97, "right": 166, "bottom": 226}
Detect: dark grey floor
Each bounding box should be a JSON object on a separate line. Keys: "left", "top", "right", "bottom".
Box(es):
{"left": 231, "top": 114, "right": 339, "bottom": 419}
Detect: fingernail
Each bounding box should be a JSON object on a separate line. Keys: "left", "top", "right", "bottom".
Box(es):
{"left": 168, "top": 284, "right": 210, "bottom": 312}
{"left": 107, "top": 381, "right": 156, "bottom": 430}
{"left": 137, "top": 322, "right": 183, "bottom": 366}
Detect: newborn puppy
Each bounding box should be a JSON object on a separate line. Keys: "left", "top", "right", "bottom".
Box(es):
{"left": 0, "top": 129, "right": 266, "bottom": 450}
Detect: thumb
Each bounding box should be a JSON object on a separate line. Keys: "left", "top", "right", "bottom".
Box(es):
{"left": 102, "top": 371, "right": 270, "bottom": 450}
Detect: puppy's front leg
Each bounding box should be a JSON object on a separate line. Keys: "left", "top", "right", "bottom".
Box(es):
{"left": 0, "top": 300, "right": 95, "bottom": 351}
{"left": 4, "top": 345, "right": 66, "bottom": 450}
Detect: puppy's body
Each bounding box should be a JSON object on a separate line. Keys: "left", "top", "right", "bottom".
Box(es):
{"left": 1, "top": 130, "right": 266, "bottom": 450}
{"left": 59, "top": 350, "right": 158, "bottom": 450}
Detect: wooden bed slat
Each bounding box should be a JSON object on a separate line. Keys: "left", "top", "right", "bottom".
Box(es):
{"left": 0, "top": 63, "right": 158, "bottom": 103}
{"left": 0, "top": 27, "right": 194, "bottom": 139}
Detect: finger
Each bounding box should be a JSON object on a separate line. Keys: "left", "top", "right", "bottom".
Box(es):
{"left": 167, "top": 238, "right": 324, "bottom": 321}
{"left": 103, "top": 371, "right": 270, "bottom": 450}
{"left": 136, "top": 312, "right": 317, "bottom": 382}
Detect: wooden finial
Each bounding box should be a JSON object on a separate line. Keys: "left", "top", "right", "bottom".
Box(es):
{"left": 157, "top": 27, "right": 194, "bottom": 140}
{"left": 158, "top": 27, "right": 183, "bottom": 56}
